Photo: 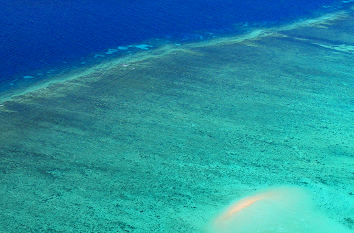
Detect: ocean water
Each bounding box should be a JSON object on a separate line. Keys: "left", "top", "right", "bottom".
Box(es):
{"left": 0, "top": 0, "right": 351, "bottom": 92}
{"left": 0, "top": 1, "right": 354, "bottom": 232}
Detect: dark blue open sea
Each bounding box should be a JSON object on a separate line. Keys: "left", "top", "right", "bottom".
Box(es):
{"left": 0, "top": 0, "right": 351, "bottom": 91}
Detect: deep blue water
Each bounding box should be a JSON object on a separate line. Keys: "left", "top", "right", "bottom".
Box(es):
{"left": 0, "top": 0, "right": 351, "bottom": 89}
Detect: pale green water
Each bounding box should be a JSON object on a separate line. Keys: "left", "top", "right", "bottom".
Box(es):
{"left": 0, "top": 9, "right": 353, "bottom": 233}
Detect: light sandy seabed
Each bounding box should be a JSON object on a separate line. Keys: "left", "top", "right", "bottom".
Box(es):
{"left": 0, "top": 9, "right": 353, "bottom": 233}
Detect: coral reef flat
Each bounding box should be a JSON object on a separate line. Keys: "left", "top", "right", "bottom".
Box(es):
{"left": 0, "top": 10, "right": 353, "bottom": 233}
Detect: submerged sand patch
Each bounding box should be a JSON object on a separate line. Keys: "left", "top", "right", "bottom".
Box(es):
{"left": 209, "top": 187, "right": 350, "bottom": 233}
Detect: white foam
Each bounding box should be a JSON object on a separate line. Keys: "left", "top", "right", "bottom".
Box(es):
{"left": 312, "top": 42, "right": 354, "bottom": 53}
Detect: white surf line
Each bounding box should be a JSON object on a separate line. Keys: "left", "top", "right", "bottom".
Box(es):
{"left": 291, "top": 35, "right": 354, "bottom": 53}
{"left": 191, "top": 9, "right": 350, "bottom": 48}
{"left": 312, "top": 42, "right": 354, "bottom": 53}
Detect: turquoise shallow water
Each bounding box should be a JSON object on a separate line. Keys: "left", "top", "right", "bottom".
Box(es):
{"left": 0, "top": 7, "right": 354, "bottom": 233}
